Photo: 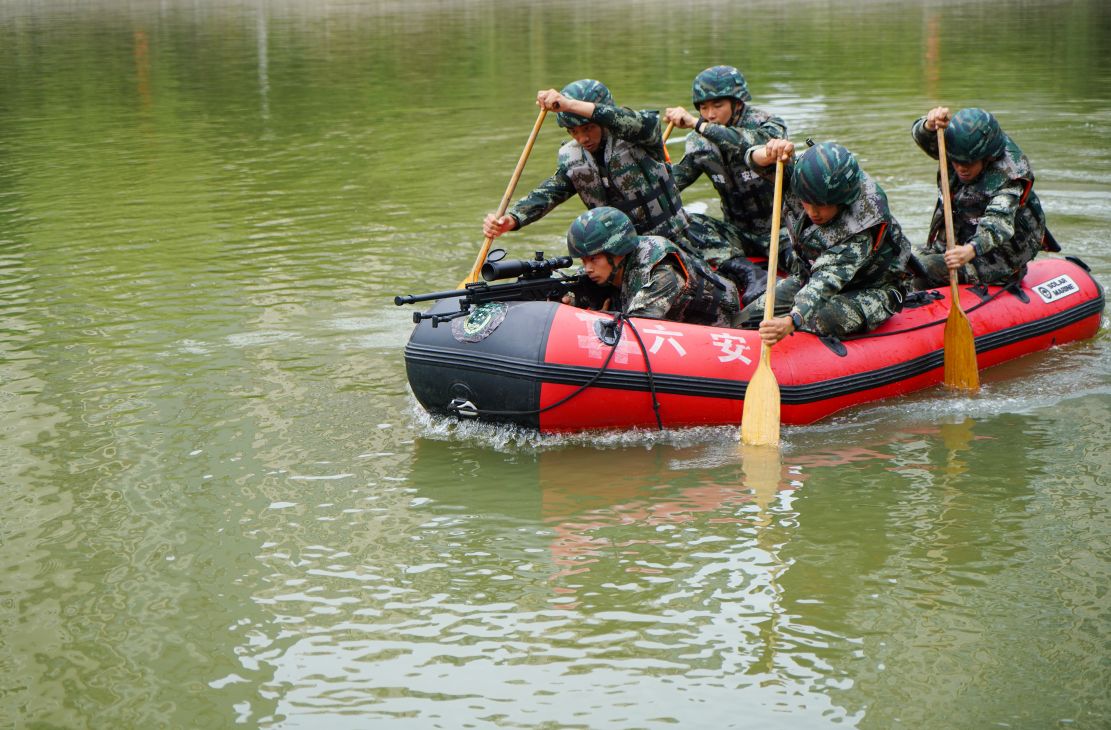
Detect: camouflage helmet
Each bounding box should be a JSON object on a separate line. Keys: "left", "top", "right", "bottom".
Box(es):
{"left": 692, "top": 65, "right": 751, "bottom": 105}
{"left": 556, "top": 79, "right": 613, "bottom": 128}
{"left": 791, "top": 142, "right": 862, "bottom": 206}
{"left": 944, "top": 108, "right": 1005, "bottom": 163}
{"left": 566, "top": 207, "right": 638, "bottom": 258}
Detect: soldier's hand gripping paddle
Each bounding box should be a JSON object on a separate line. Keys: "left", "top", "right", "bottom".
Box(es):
{"left": 460, "top": 109, "right": 548, "bottom": 287}
{"left": 741, "top": 158, "right": 785, "bottom": 447}
{"left": 937, "top": 128, "right": 980, "bottom": 392}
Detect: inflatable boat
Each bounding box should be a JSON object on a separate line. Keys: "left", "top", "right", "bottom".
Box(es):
{"left": 401, "top": 257, "right": 1104, "bottom": 432}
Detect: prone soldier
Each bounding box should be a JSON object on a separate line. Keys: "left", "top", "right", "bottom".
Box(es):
{"left": 562, "top": 207, "right": 743, "bottom": 328}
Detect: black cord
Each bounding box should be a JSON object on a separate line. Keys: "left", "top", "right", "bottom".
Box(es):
{"left": 621, "top": 316, "right": 664, "bottom": 431}
{"left": 465, "top": 314, "right": 627, "bottom": 419}
{"left": 461, "top": 312, "right": 666, "bottom": 431}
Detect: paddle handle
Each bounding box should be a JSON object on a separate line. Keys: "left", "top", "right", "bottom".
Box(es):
{"left": 937, "top": 125, "right": 981, "bottom": 391}
{"left": 762, "top": 159, "right": 785, "bottom": 328}
{"left": 662, "top": 120, "right": 675, "bottom": 163}
{"left": 936, "top": 128, "right": 961, "bottom": 302}
{"left": 464, "top": 109, "right": 548, "bottom": 284}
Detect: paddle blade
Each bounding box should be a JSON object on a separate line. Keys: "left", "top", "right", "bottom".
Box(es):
{"left": 741, "top": 443, "right": 781, "bottom": 509}
{"left": 741, "top": 354, "right": 781, "bottom": 447}
{"left": 943, "top": 304, "right": 980, "bottom": 392}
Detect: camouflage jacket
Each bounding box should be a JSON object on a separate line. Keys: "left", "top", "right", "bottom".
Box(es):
{"left": 619, "top": 236, "right": 741, "bottom": 327}
{"left": 508, "top": 105, "right": 689, "bottom": 243}
{"left": 748, "top": 150, "right": 913, "bottom": 322}
{"left": 912, "top": 117, "right": 1047, "bottom": 280}
{"left": 672, "top": 104, "right": 788, "bottom": 236}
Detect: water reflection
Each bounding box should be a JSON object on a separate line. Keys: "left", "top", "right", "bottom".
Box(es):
{"left": 256, "top": 1, "right": 270, "bottom": 122}
{"left": 775, "top": 415, "right": 1107, "bottom": 727}
{"left": 535, "top": 445, "right": 790, "bottom": 613}
{"left": 240, "top": 423, "right": 1057, "bottom": 725}
{"left": 228, "top": 437, "right": 855, "bottom": 726}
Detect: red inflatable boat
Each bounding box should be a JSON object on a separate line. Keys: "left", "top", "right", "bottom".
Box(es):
{"left": 402, "top": 257, "right": 1104, "bottom": 432}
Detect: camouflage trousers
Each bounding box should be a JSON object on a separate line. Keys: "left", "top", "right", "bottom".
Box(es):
{"left": 685, "top": 212, "right": 787, "bottom": 266}
{"left": 911, "top": 249, "right": 1029, "bottom": 289}
{"left": 737, "top": 277, "right": 902, "bottom": 338}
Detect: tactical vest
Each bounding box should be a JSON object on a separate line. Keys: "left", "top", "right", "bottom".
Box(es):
{"left": 684, "top": 106, "right": 778, "bottom": 232}
{"left": 787, "top": 173, "right": 912, "bottom": 293}
{"left": 929, "top": 136, "right": 1047, "bottom": 266}
{"left": 622, "top": 236, "right": 737, "bottom": 325}
{"left": 561, "top": 128, "right": 689, "bottom": 243}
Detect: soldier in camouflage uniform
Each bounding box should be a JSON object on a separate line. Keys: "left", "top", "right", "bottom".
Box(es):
{"left": 562, "top": 207, "right": 742, "bottom": 327}
{"left": 911, "top": 106, "right": 1054, "bottom": 288}
{"left": 664, "top": 66, "right": 788, "bottom": 261}
{"left": 483, "top": 80, "right": 695, "bottom": 255}
{"left": 738, "top": 140, "right": 913, "bottom": 346}
{"left": 663, "top": 65, "right": 788, "bottom": 307}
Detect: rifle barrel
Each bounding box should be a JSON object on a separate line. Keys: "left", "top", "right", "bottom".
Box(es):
{"left": 394, "top": 288, "right": 470, "bottom": 306}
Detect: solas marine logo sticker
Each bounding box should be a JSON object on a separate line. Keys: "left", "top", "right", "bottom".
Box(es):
{"left": 451, "top": 302, "right": 508, "bottom": 343}
{"left": 1033, "top": 274, "right": 1079, "bottom": 303}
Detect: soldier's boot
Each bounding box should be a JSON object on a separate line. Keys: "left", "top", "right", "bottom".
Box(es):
{"left": 717, "top": 256, "right": 767, "bottom": 307}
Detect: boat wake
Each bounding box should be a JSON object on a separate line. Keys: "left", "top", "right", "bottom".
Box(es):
{"left": 409, "top": 397, "right": 741, "bottom": 452}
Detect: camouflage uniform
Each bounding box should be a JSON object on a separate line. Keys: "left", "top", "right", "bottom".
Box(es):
{"left": 507, "top": 104, "right": 693, "bottom": 250}
{"left": 619, "top": 236, "right": 742, "bottom": 327}
{"left": 738, "top": 156, "right": 913, "bottom": 338}
{"left": 911, "top": 117, "right": 1049, "bottom": 287}
{"left": 673, "top": 103, "right": 789, "bottom": 260}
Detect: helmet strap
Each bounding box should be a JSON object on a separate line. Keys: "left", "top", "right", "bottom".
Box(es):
{"left": 604, "top": 253, "right": 627, "bottom": 287}
{"left": 729, "top": 100, "right": 745, "bottom": 125}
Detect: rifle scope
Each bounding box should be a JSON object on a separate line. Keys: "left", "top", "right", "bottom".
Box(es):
{"left": 481, "top": 252, "right": 573, "bottom": 282}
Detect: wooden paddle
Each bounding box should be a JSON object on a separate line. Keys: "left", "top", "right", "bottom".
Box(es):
{"left": 936, "top": 128, "right": 980, "bottom": 391}
{"left": 460, "top": 109, "right": 548, "bottom": 286}
{"left": 741, "top": 443, "right": 782, "bottom": 523}
{"left": 740, "top": 158, "right": 785, "bottom": 447}
{"left": 662, "top": 120, "right": 675, "bottom": 162}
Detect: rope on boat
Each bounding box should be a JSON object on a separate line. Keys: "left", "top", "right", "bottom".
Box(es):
{"left": 459, "top": 313, "right": 664, "bottom": 431}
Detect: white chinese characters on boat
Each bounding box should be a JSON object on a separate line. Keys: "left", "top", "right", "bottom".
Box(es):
{"left": 710, "top": 332, "right": 753, "bottom": 364}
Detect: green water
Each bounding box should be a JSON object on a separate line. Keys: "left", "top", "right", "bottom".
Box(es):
{"left": 1, "top": 0, "right": 1109, "bottom": 727}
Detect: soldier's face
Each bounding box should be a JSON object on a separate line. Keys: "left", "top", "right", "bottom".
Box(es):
{"left": 802, "top": 201, "right": 840, "bottom": 226}
{"left": 569, "top": 123, "right": 603, "bottom": 152}
{"left": 696, "top": 98, "right": 734, "bottom": 125}
{"left": 581, "top": 253, "right": 616, "bottom": 285}
{"left": 952, "top": 159, "right": 985, "bottom": 183}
